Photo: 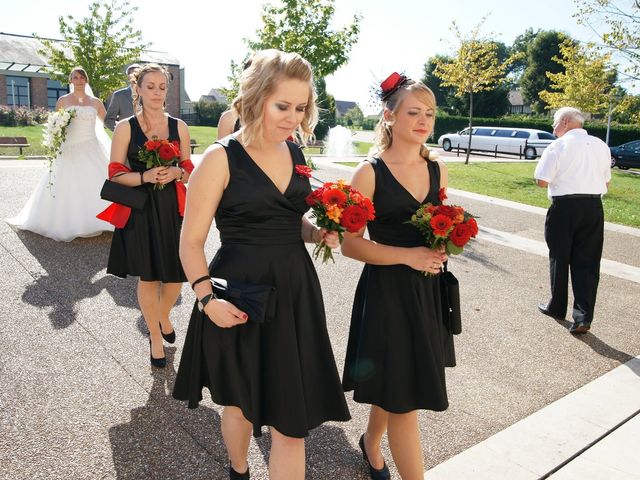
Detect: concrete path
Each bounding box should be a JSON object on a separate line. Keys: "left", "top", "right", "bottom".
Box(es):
{"left": 1, "top": 157, "right": 639, "bottom": 479}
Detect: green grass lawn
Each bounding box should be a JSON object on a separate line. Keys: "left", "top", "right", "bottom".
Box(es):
{"left": 0, "top": 124, "right": 217, "bottom": 157}
{"left": 339, "top": 161, "right": 640, "bottom": 228}
{"left": 446, "top": 162, "right": 640, "bottom": 227}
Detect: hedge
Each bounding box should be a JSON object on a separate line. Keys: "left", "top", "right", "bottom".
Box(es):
{"left": 432, "top": 114, "right": 640, "bottom": 147}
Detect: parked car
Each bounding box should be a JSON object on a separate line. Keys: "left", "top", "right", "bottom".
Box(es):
{"left": 610, "top": 140, "right": 640, "bottom": 170}
{"left": 438, "top": 126, "right": 556, "bottom": 159}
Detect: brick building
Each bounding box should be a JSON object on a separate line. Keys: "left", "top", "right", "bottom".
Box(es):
{"left": 0, "top": 32, "right": 189, "bottom": 117}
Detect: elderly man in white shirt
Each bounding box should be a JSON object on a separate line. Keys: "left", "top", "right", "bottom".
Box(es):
{"left": 534, "top": 107, "right": 611, "bottom": 334}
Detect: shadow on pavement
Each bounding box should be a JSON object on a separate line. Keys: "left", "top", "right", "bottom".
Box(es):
{"left": 553, "top": 318, "right": 636, "bottom": 371}
{"left": 109, "top": 347, "right": 228, "bottom": 479}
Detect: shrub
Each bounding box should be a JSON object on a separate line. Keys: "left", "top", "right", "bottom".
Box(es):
{"left": 433, "top": 114, "right": 640, "bottom": 146}
{"left": 194, "top": 100, "right": 227, "bottom": 126}
{"left": 0, "top": 106, "right": 50, "bottom": 126}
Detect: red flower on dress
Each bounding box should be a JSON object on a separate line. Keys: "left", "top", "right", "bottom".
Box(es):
{"left": 295, "top": 164, "right": 312, "bottom": 178}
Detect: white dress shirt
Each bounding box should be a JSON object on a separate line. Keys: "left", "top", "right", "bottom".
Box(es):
{"left": 534, "top": 128, "right": 611, "bottom": 199}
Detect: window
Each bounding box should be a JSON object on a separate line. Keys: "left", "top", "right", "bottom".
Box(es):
{"left": 514, "top": 131, "right": 531, "bottom": 139}
{"left": 494, "top": 130, "right": 516, "bottom": 137}
{"left": 47, "top": 80, "right": 68, "bottom": 109}
{"left": 6, "top": 76, "right": 30, "bottom": 107}
{"left": 537, "top": 132, "right": 556, "bottom": 140}
{"left": 475, "top": 128, "right": 493, "bottom": 136}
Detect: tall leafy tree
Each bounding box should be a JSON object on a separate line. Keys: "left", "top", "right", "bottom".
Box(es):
{"left": 39, "top": 0, "right": 148, "bottom": 101}
{"left": 434, "top": 20, "right": 522, "bottom": 163}
{"left": 247, "top": 0, "right": 361, "bottom": 78}
{"left": 422, "top": 55, "right": 456, "bottom": 111}
{"left": 509, "top": 28, "right": 540, "bottom": 80}
{"left": 539, "top": 40, "right": 618, "bottom": 115}
{"left": 315, "top": 77, "right": 337, "bottom": 140}
{"left": 520, "top": 31, "right": 572, "bottom": 113}
{"left": 574, "top": 0, "right": 640, "bottom": 80}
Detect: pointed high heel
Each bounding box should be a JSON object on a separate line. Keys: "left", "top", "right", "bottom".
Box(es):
{"left": 159, "top": 322, "right": 176, "bottom": 344}
{"left": 149, "top": 339, "right": 166, "bottom": 368}
{"left": 359, "top": 434, "right": 390, "bottom": 480}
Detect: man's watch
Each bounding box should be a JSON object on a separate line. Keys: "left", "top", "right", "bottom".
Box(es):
{"left": 197, "top": 293, "right": 214, "bottom": 312}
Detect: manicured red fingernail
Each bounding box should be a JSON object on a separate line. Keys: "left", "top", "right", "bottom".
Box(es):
{"left": 242, "top": 314, "right": 248, "bottom": 320}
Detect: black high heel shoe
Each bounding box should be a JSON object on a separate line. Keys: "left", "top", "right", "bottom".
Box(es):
{"left": 159, "top": 323, "right": 176, "bottom": 344}
{"left": 229, "top": 465, "right": 249, "bottom": 479}
{"left": 149, "top": 339, "right": 166, "bottom": 368}
{"left": 359, "top": 434, "right": 391, "bottom": 480}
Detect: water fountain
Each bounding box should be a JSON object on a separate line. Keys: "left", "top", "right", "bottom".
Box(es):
{"left": 326, "top": 125, "right": 355, "bottom": 159}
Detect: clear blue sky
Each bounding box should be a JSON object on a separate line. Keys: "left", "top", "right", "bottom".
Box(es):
{"left": 3, "top": 0, "right": 609, "bottom": 113}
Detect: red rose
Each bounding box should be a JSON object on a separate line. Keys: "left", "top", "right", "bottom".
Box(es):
{"left": 439, "top": 188, "right": 447, "bottom": 202}
{"left": 144, "top": 140, "right": 161, "bottom": 151}
{"left": 295, "top": 165, "right": 312, "bottom": 178}
{"left": 466, "top": 217, "right": 478, "bottom": 237}
{"left": 305, "top": 188, "right": 323, "bottom": 206}
{"left": 451, "top": 223, "right": 472, "bottom": 247}
{"left": 341, "top": 205, "right": 368, "bottom": 233}
{"left": 430, "top": 214, "right": 453, "bottom": 237}
{"left": 322, "top": 188, "right": 348, "bottom": 206}
{"left": 436, "top": 205, "right": 459, "bottom": 219}
{"left": 381, "top": 72, "right": 402, "bottom": 93}
{"left": 158, "top": 143, "right": 177, "bottom": 161}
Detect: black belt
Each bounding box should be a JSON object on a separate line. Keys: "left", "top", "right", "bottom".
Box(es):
{"left": 552, "top": 194, "right": 601, "bottom": 200}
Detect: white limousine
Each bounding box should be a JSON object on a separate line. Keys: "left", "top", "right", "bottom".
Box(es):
{"left": 438, "top": 126, "right": 556, "bottom": 159}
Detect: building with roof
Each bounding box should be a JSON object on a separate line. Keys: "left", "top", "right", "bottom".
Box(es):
{"left": 0, "top": 32, "right": 188, "bottom": 117}
{"left": 335, "top": 100, "right": 358, "bottom": 118}
{"left": 199, "top": 88, "right": 228, "bottom": 104}
{"left": 508, "top": 90, "right": 532, "bottom": 115}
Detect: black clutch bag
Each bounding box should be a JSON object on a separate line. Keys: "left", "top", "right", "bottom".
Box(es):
{"left": 440, "top": 264, "right": 461, "bottom": 335}
{"left": 100, "top": 179, "right": 147, "bottom": 210}
{"left": 211, "top": 278, "right": 276, "bottom": 324}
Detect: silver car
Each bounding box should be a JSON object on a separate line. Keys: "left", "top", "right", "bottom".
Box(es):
{"left": 438, "top": 126, "right": 556, "bottom": 159}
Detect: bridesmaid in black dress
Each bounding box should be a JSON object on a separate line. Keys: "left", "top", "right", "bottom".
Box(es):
{"left": 341, "top": 75, "right": 453, "bottom": 480}
{"left": 103, "top": 64, "right": 192, "bottom": 368}
{"left": 173, "top": 50, "right": 350, "bottom": 480}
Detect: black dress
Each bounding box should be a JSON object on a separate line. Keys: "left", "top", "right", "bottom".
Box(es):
{"left": 342, "top": 157, "right": 455, "bottom": 414}
{"left": 173, "top": 137, "right": 350, "bottom": 438}
{"left": 106, "top": 116, "right": 186, "bottom": 283}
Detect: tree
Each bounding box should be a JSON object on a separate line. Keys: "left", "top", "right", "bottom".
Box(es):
{"left": 38, "top": 0, "right": 148, "bottom": 101}
{"left": 194, "top": 99, "right": 227, "bottom": 127}
{"left": 342, "top": 105, "right": 364, "bottom": 127}
{"left": 539, "top": 40, "right": 618, "bottom": 115}
{"left": 520, "top": 31, "right": 572, "bottom": 113}
{"left": 574, "top": 0, "right": 640, "bottom": 81}
{"left": 434, "top": 20, "right": 522, "bottom": 163}
{"left": 422, "top": 55, "right": 457, "bottom": 112}
{"left": 509, "top": 28, "right": 540, "bottom": 80}
{"left": 315, "top": 77, "right": 337, "bottom": 140}
{"left": 247, "top": 0, "right": 361, "bottom": 78}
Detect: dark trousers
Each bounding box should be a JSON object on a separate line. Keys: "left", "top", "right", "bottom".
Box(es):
{"left": 544, "top": 196, "right": 604, "bottom": 324}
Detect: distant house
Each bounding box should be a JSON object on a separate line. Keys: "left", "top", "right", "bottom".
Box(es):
{"left": 508, "top": 90, "right": 532, "bottom": 115}
{"left": 335, "top": 100, "right": 358, "bottom": 117}
{"left": 199, "top": 88, "right": 228, "bottom": 104}
{"left": 0, "top": 32, "right": 188, "bottom": 117}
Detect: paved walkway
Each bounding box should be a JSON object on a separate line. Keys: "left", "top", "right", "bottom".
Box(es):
{"left": 1, "top": 156, "right": 639, "bottom": 479}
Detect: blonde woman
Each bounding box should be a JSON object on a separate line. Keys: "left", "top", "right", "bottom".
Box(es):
{"left": 100, "top": 63, "right": 193, "bottom": 368}
{"left": 341, "top": 74, "right": 454, "bottom": 480}
{"left": 173, "top": 50, "right": 350, "bottom": 480}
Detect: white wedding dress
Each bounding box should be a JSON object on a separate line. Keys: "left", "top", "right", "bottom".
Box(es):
{"left": 6, "top": 105, "right": 114, "bottom": 241}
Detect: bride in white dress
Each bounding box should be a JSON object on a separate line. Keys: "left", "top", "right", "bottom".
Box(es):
{"left": 6, "top": 67, "right": 114, "bottom": 241}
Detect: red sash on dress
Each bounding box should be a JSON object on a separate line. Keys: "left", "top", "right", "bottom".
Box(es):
{"left": 97, "top": 160, "right": 195, "bottom": 228}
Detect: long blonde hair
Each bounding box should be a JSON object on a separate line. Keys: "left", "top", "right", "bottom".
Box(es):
{"left": 132, "top": 63, "right": 170, "bottom": 113}
{"left": 373, "top": 80, "right": 437, "bottom": 159}
{"left": 232, "top": 49, "right": 318, "bottom": 147}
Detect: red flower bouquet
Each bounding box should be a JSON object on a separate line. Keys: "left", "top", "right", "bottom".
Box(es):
{"left": 138, "top": 136, "right": 181, "bottom": 189}
{"left": 305, "top": 179, "right": 375, "bottom": 263}
{"left": 406, "top": 188, "right": 478, "bottom": 275}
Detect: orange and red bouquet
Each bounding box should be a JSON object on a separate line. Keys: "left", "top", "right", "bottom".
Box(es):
{"left": 407, "top": 188, "right": 478, "bottom": 274}
{"left": 138, "top": 136, "right": 181, "bottom": 189}
{"left": 305, "top": 179, "right": 375, "bottom": 263}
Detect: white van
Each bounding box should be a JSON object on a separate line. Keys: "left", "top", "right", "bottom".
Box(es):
{"left": 438, "top": 126, "right": 556, "bottom": 159}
